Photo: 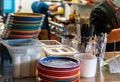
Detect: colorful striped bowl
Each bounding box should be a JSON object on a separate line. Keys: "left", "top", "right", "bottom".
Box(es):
{"left": 2, "top": 12, "right": 44, "bottom": 39}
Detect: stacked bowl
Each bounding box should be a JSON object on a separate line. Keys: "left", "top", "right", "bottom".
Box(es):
{"left": 2, "top": 13, "right": 45, "bottom": 39}
{"left": 37, "top": 56, "right": 81, "bottom": 82}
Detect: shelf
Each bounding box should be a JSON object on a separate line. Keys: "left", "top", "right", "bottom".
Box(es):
{"left": 49, "top": 21, "right": 64, "bottom": 28}
{"left": 63, "top": 1, "right": 99, "bottom": 6}
{"left": 45, "top": 0, "right": 62, "bottom": 3}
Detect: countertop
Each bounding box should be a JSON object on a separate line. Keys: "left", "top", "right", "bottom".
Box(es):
{"left": 13, "top": 70, "right": 120, "bottom": 82}
{"left": 13, "top": 52, "right": 120, "bottom": 82}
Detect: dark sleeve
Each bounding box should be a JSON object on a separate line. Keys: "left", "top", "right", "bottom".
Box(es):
{"left": 90, "top": 7, "right": 112, "bottom": 35}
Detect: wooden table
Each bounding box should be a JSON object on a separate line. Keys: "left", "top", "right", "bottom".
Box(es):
{"left": 13, "top": 52, "right": 120, "bottom": 82}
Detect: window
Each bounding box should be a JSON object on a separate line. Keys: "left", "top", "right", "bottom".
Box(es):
{"left": 0, "top": 0, "right": 3, "bottom": 15}
{"left": 4, "top": 0, "right": 15, "bottom": 13}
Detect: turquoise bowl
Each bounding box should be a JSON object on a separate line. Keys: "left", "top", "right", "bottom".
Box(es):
{"left": 8, "top": 20, "right": 42, "bottom": 24}
{"left": 6, "top": 24, "right": 42, "bottom": 30}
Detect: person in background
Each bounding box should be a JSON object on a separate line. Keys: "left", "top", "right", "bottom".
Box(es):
{"left": 90, "top": 0, "right": 120, "bottom": 51}
{"left": 31, "top": 0, "right": 61, "bottom": 40}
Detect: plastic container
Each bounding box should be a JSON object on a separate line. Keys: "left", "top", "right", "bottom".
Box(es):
{"left": 39, "top": 40, "right": 62, "bottom": 46}
{"left": 2, "top": 40, "right": 43, "bottom": 78}
{"left": 43, "top": 45, "right": 79, "bottom": 57}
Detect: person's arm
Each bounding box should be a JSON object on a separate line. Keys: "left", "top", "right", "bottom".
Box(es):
{"left": 48, "top": 5, "right": 59, "bottom": 11}
{"left": 107, "top": 28, "right": 120, "bottom": 43}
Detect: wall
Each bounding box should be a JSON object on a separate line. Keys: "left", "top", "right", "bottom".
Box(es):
{"left": 15, "top": 0, "right": 36, "bottom": 13}
{"left": 15, "top": 0, "right": 59, "bottom": 13}
{"left": 15, "top": 0, "right": 100, "bottom": 18}
{"left": 64, "top": 3, "right": 98, "bottom": 19}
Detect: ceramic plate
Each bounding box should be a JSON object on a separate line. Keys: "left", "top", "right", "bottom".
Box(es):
{"left": 39, "top": 56, "right": 80, "bottom": 68}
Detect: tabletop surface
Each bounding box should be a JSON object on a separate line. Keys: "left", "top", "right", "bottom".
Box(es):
{"left": 13, "top": 70, "right": 120, "bottom": 82}
{"left": 13, "top": 51, "right": 120, "bottom": 82}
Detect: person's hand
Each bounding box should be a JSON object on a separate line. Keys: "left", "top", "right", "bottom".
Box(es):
{"left": 107, "top": 28, "right": 120, "bottom": 43}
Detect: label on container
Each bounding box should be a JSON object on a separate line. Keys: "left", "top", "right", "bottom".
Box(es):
{"left": 108, "top": 56, "right": 120, "bottom": 73}
{"left": 10, "top": 48, "right": 27, "bottom": 55}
